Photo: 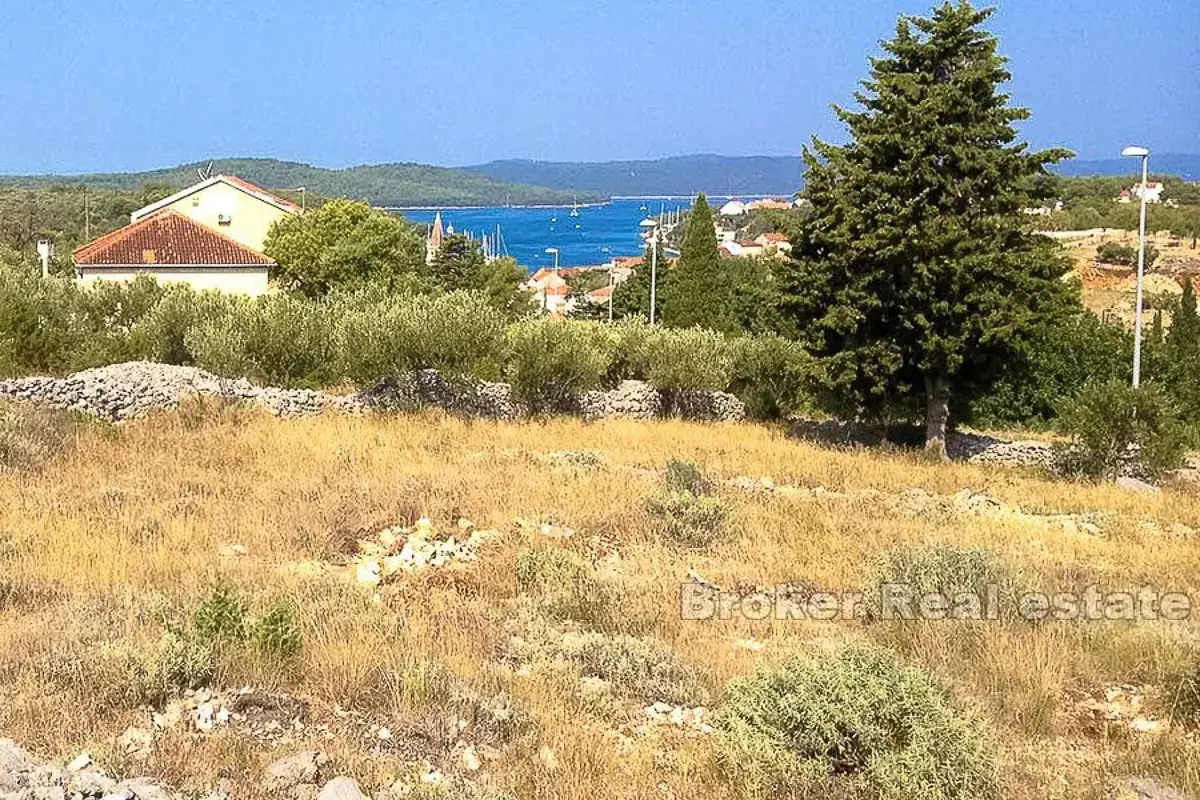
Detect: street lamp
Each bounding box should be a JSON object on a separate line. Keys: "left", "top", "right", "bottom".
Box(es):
{"left": 639, "top": 218, "right": 660, "bottom": 324}
{"left": 1121, "top": 145, "right": 1150, "bottom": 387}
{"left": 544, "top": 247, "right": 559, "bottom": 273}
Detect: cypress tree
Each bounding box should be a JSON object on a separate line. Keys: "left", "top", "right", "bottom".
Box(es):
{"left": 662, "top": 194, "right": 736, "bottom": 333}
{"left": 779, "top": 1, "right": 1074, "bottom": 457}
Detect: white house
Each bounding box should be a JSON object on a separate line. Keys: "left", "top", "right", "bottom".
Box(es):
{"left": 719, "top": 200, "right": 747, "bottom": 217}
{"left": 1132, "top": 181, "right": 1165, "bottom": 204}
{"left": 129, "top": 174, "right": 301, "bottom": 253}
{"left": 74, "top": 210, "right": 275, "bottom": 296}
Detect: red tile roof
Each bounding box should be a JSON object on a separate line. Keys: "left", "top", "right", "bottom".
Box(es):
{"left": 221, "top": 175, "right": 303, "bottom": 212}
{"left": 75, "top": 211, "right": 274, "bottom": 266}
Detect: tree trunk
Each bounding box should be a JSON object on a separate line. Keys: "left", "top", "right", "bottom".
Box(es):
{"left": 924, "top": 374, "right": 950, "bottom": 461}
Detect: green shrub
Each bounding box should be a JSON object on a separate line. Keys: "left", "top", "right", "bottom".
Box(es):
{"left": 645, "top": 327, "right": 733, "bottom": 391}
{"left": 558, "top": 631, "right": 708, "bottom": 706}
{"left": 968, "top": 311, "right": 1131, "bottom": 427}
{"left": 864, "top": 543, "right": 1020, "bottom": 622}
{"left": 192, "top": 579, "right": 248, "bottom": 643}
{"left": 334, "top": 290, "right": 505, "bottom": 384}
{"left": 665, "top": 459, "right": 709, "bottom": 495}
{"left": 505, "top": 318, "right": 612, "bottom": 411}
{"left": 186, "top": 293, "right": 336, "bottom": 387}
{"left": 645, "top": 491, "right": 728, "bottom": 549}
{"left": 0, "top": 265, "right": 80, "bottom": 376}
{"left": 716, "top": 645, "right": 998, "bottom": 800}
{"left": 515, "top": 547, "right": 646, "bottom": 633}
{"left": 604, "top": 318, "right": 655, "bottom": 384}
{"left": 130, "top": 284, "right": 239, "bottom": 365}
{"left": 129, "top": 630, "right": 216, "bottom": 704}
{"left": 252, "top": 601, "right": 303, "bottom": 660}
{"left": 1056, "top": 379, "right": 1192, "bottom": 480}
{"left": 0, "top": 401, "right": 74, "bottom": 471}
{"left": 729, "top": 334, "right": 815, "bottom": 420}
{"left": 1097, "top": 240, "right": 1158, "bottom": 267}
{"left": 647, "top": 459, "right": 726, "bottom": 549}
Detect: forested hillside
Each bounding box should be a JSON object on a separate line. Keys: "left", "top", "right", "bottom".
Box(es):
{"left": 0, "top": 158, "right": 598, "bottom": 207}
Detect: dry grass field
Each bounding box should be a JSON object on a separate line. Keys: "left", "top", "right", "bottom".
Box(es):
{"left": 2, "top": 406, "right": 1199, "bottom": 798}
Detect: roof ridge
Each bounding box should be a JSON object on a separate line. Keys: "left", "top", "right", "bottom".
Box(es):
{"left": 75, "top": 210, "right": 274, "bottom": 266}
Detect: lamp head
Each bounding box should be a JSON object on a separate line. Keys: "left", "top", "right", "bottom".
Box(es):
{"left": 1121, "top": 146, "right": 1149, "bottom": 158}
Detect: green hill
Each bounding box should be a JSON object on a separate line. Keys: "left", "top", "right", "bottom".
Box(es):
{"left": 0, "top": 158, "right": 602, "bottom": 207}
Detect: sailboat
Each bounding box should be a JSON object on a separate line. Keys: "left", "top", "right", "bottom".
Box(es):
{"left": 569, "top": 197, "right": 580, "bottom": 218}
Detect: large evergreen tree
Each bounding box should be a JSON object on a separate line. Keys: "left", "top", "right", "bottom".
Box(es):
{"left": 662, "top": 194, "right": 736, "bottom": 333}
{"left": 779, "top": 1, "right": 1074, "bottom": 456}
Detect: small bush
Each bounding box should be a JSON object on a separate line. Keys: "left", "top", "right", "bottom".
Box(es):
{"left": 1097, "top": 240, "right": 1158, "bottom": 267}
{"left": 252, "top": 602, "right": 303, "bottom": 660}
{"left": 647, "top": 459, "right": 726, "bottom": 549}
{"left": 186, "top": 293, "right": 336, "bottom": 387}
{"left": 505, "top": 318, "right": 612, "bottom": 412}
{"left": 716, "top": 645, "right": 998, "bottom": 800}
{"left": 729, "top": 334, "right": 815, "bottom": 420}
{"left": 129, "top": 630, "right": 216, "bottom": 704}
{"left": 864, "top": 543, "right": 1021, "bottom": 622}
{"left": 604, "top": 318, "right": 655, "bottom": 384}
{"left": 645, "top": 492, "right": 728, "bottom": 549}
{"left": 1056, "top": 379, "right": 1192, "bottom": 480}
{"left": 0, "top": 265, "right": 80, "bottom": 376}
{"left": 515, "top": 547, "right": 649, "bottom": 633}
{"left": 645, "top": 327, "right": 733, "bottom": 392}
{"left": 130, "top": 284, "right": 239, "bottom": 365}
{"left": 558, "top": 631, "right": 708, "bottom": 706}
{"left": 192, "top": 579, "right": 249, "bottom": 643}
{"left": 0, "top": 401, "right": 74, "bottom": 471}
{"left": 334, "top": 290, "right": 505, "bottom": 384}
{"left": 665, "top": 459, "right": 709, "bottom": 495}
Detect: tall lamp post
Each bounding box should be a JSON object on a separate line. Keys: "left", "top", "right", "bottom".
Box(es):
{"left": 1121, "top": 145, "right": 1150, "bottom": 387}
{"left": 639, "top": 218, "right": 659, "bottom": 324}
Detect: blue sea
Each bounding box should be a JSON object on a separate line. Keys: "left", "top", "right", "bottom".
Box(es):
{"left": 394, "top": 198, "right": 694, "bottom": 270}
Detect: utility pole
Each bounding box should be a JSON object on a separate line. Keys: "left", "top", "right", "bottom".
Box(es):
{"left": 1122, "top": 145, "right": 1150, "bottom": 387}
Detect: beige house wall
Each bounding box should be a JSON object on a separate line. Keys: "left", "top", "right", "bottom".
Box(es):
{"left": 77, "top": 266, "right": 270, "bottom": 297}
{"left": 136, "top": 182, "right": 289, "bottom": 252}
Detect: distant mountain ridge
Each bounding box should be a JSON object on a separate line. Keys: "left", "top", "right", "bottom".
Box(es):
{"left": 0, "top": 158, "right": 600, "bottom": 207}
{"left": 465, "top": 152, "right": 1200, "bottom": 196}
{"left": 1052, "top": 153, "right": 1200, "bottom": 181}
{"left": 463, "top": 155, "right": 805, "bottom": 197}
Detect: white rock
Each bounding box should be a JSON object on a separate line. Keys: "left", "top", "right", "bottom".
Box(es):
{"left": 1116, "top": 476, "right": 1161, "bottom": 495}
{"left": 66, "top": 752, "right": 93, "bottom": 772}
{"left": 355, "top": 560, "right": 381, "bottom": 586}
{"left": 461, "top": 745, "right": 482, "bottom": 772}
{"left": 317, "top": 777, "right": 368, "bottom": 800}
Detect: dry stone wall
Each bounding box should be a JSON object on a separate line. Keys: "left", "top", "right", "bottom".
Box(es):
{"left": 0, "top": 362, "right": 744, "bottom": 424}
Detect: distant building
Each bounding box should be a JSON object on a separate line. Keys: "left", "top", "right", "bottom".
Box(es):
{"left": 129, "top": 174, "right": 300, "bottom": 253}
{"left": 75, "top": 210, "right": 275, "bottom": 296}
{"left": 754, "top": 232, "right": 793, "bottom": 255}
{"left": 746, "top": 198, "right": 791, "bottom": 211}
{"left": 719, "top": 200, "right": 747, "bottom": 217}
{"left": 426, "top": 211, "right": 445, "bottom": 264}
{"left": 523, "top": 267, "right": 573, "bottom": 315}
{"left": 1118, "top": 182, "right": 1165, "bottom": 204}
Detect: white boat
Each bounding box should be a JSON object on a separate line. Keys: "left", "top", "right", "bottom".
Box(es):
{"left": 569, "top": 197, "right": 580, "bottom": 217}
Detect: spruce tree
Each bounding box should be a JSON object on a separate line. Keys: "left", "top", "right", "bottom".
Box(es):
{"left": 779, "top": 1, "right": 1074, "bottom": 456}
{"left": 662, "top": 194, "right": 736, "bottom": 333}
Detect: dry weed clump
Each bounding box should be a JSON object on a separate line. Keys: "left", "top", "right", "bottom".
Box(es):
{"left": 0, "top": 410, "right": 1197, "bottom": 798}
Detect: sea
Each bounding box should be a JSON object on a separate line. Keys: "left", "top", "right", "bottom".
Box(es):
{"left": 392, "top": 198, "right": 696, "bottom": 270}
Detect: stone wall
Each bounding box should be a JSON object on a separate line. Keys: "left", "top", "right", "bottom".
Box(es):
{"left": 0, "top": 363, "right": 745, "bottom": 425}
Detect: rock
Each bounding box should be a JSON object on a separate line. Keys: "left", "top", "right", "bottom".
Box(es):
{"left": 116, "top": 778, "right": 172, "bottom": 800}
{"left": 1112, "top": 777, "right": 1187, "bottom": 800}
{"left": 316, "top": 778, "right": 367, "bottom": 800}
{"left": 1116, "top": 476, "right": 1160, "bottom": 495}
{"left": 65, "top": 754, "right": 92, "bottom": 773}
{"left": 461, "top": 745, "right": 482, "bottom": 772}
{"left": 537, "top": 745, "right": 559, "bottom": 772}
{"left": 70, "top": 770, "right": 117, "bottom": 797}
{"left": 263, "top": 751, "right": 328, "bottom": 793}
{"left": 117, "top": 727, "right": 152, "bottom": 756}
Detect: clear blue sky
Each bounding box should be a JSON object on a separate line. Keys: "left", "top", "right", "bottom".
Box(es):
{"left": 0, "top": 0, "right": 1195, "bottom": 173}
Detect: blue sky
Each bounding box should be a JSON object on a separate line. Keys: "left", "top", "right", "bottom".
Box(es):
{"left": 0, "top": 0, "right": 1195, "bottom": 173}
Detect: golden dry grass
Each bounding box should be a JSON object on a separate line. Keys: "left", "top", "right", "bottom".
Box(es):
{"left": 2, "top": 407, "right": 1199, "bottom": 798}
